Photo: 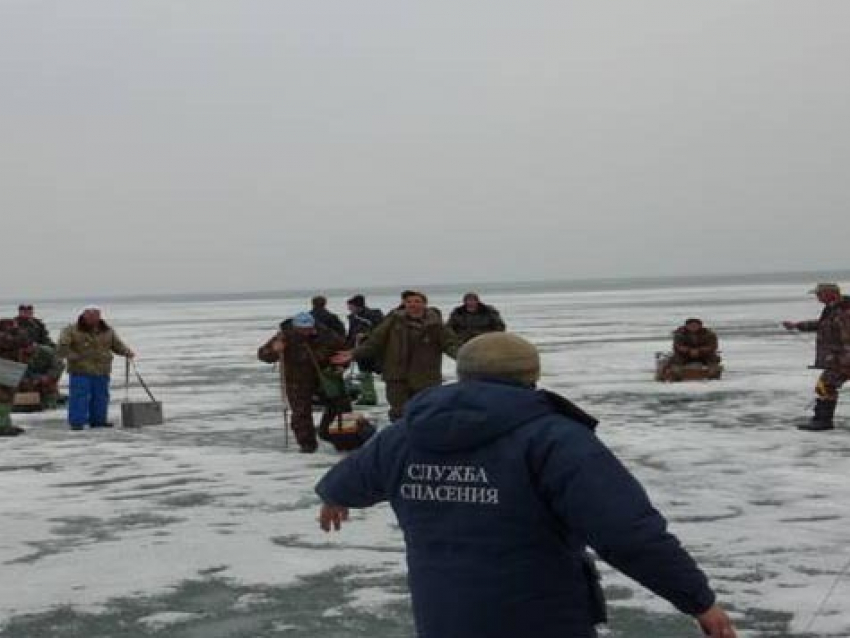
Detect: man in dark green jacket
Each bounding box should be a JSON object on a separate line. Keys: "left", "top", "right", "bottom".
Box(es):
{"left": 334, "top": 291, "right": 459, "bottom": 420}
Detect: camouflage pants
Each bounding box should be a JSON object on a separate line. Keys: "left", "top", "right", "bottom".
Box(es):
{"left": 284, "top": 381, "right": 318, "bottom": 448}
{"left": 815, "top": 369, "right": 849, "bottom": 402}
{"left": 385, "top": 381, "right": 438, "bottom": 421}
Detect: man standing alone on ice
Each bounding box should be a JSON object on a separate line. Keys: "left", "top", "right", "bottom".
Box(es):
{"left": 784, "top": 283, "right": 850, "bottom": 431}
{"left": 57, "top": 306, "right": 135, "bottom": 430}
{"left": 315, "top": 332, "right": 737, "bottom": 638}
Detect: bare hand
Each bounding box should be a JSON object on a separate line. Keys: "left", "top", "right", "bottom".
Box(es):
{"left": 330, "top": 351, "right": 353, "bottom": 366}
{"left": 782, "top": 321, "right": 796, "bottom": 331}
{"left": 697, "top": 605, "right": 737, "bottom": 638}
{"left": 318, "top": 504, "right": 349, "bottom": 532}
{"left": 126, "top": 350, "right": 136, "bottom": 359}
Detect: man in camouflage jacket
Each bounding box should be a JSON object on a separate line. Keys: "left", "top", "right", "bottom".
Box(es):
{"left": 0, "top": 319, "right": 31, "bottom": 435}
{"left": 16, "top": 304, "right": 55, "bottom": 348}
{"left": 784, "top": 283, "right": 850, "bottom": 430}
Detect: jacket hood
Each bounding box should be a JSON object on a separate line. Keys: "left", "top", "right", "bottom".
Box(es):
{"left": 404, "top": 380, "right": 597, "bottom": 453}
{"left": 76, "top": 317, "right": 110, "bottom": 332}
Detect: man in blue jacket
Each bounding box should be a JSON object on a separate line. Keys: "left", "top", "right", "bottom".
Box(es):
{"left": 315, "top": 333, "right": 737, "bottom": 638}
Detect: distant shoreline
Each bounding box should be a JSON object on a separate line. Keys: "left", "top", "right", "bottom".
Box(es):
{"left": 7, "top": 268, "right": 850, "bottom": 306}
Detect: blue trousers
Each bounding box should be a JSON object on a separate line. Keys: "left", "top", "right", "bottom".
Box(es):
{"left": 68, "top": 374, "right": 111, "bottom": 427}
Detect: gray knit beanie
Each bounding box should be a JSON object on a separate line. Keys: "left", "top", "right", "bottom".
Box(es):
{"left": 456, "top": 333, "right": 541, "bottom": 386}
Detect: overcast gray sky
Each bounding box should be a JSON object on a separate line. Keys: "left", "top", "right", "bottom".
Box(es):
{"left": 1, "top": 1, "right": 848, "bottom": 298}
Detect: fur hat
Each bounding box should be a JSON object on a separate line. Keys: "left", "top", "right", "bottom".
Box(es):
{"left": 456, "top": 333, "right": 540, "bottom": 386}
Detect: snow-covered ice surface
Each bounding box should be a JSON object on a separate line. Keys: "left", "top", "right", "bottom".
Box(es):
{"left": 2, "top": 281, "right": 849, "bottom": 638}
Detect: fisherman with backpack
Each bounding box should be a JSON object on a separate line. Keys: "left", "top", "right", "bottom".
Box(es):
{"left": 258, "top": 312, "right": 350, "bottom": 453}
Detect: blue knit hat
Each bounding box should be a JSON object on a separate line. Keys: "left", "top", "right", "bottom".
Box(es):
{"left": 292, "top": 312, "right": 315, "bottom": 328}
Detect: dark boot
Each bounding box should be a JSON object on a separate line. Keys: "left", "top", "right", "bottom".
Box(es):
{"left": 798, "top": 400, "right": 837, "bottom": 431}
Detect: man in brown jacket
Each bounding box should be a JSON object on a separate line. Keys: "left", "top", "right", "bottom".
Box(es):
{"left": 668, "top": 318, "right": 721, "bottom": 380}
{"left": 333, "top": 291, "right": 459, "bottom": 420}
{"left": 784, "top": 283, "right": 850, "bottom": 431}
{"left": 258, "top": 312, "right": 348, "bottom": 452}
{"left": 57, "top": 307, "right": 135, "bottom": 430}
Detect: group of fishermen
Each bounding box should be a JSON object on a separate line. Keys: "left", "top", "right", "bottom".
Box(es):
{"left": 0, "top": 305, "right": 135, "bottom": 435}
{"left": 1, "top": 282, "right": 847, "bottom": 440}
{"left": 0, "top": 305, "right": 64, "bottom": 435}
{"left": 258, "top": 282, "right": 850, "bottom": 450}
{"left": 258, "top": 291, "right": 506, "bottom": 452}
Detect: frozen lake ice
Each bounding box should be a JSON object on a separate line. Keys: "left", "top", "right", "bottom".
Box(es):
{"left": 2, "top": 280, "right": 849, "bottom": 637}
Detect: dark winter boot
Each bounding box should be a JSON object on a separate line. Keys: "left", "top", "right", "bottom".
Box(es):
{"left": 0, "top": 404, "right": 23, "bottom": 435}
{"left": 798, "top": 400, "right": 837, "bottom": 431}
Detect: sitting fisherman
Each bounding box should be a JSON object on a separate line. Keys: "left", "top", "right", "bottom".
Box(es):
{"left": 668, "top": 318, "right": 721, "bottom": 380}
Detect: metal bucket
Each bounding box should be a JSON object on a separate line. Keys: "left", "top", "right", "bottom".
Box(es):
{"left": 0, "top": 358, "right": 27, "bottom": 388}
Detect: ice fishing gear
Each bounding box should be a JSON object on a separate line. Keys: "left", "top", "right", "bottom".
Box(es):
{"left": 803, "top": 553, "right": 850, "bottom": 633}
{"left": 306, "top": 347, "right": 347, "bottom": 401}
{"left": 121, "top": 359, "right": 165, "bottom": 427}
{"left": 274, "top": 360, "right": 290, "bottom": 449}
{"left": 317, "top": 411, "right": 376, "bottom": 452}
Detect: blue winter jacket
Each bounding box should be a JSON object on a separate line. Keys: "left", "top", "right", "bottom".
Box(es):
{"left": 315, "top": 380, "right": 715, "bottom": 638}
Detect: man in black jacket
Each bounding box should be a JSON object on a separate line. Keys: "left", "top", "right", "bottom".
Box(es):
{"left": 310, "top": 296, "right": 346, "bottom": 338}
{"left": 447, "top": 292, "right": 506, "bottom": 344}
{"left": 345, "top": 294, "right": 384, "bottom": 406}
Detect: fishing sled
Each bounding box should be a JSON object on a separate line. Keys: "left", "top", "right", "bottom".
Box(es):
{"left": 11, "top": 390, "right": 66, "bottom": 413}
{"left": 655, "top": 352, "right": 723, "bottom": 382}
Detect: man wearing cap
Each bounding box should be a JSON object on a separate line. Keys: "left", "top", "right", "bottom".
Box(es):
{"left": 784, "top": 283, "right": 850, "bottom": 431}
{"left": 345, "top": 295, "right": 385, "bottom": 406}
{"left": 315, "top": 333, "right": 738, "bottom": 638}
{"left": 447, "top": 292, "right": 506, "bottom": 344}
{"left": 333, "top": 291, "right": 459, "bottom": 420}
{"left": 258, "top": 312, "right": 347, "bottom": 452}
{"left": 57, "top": 307, "right": 135, "bottom": 430}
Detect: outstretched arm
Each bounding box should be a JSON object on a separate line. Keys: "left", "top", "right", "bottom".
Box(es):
{"left": 536, "top": 432, "right": 718, "bottom": 617}
{"left": 315, "top": 427, "right": 396, "bottom": 531}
